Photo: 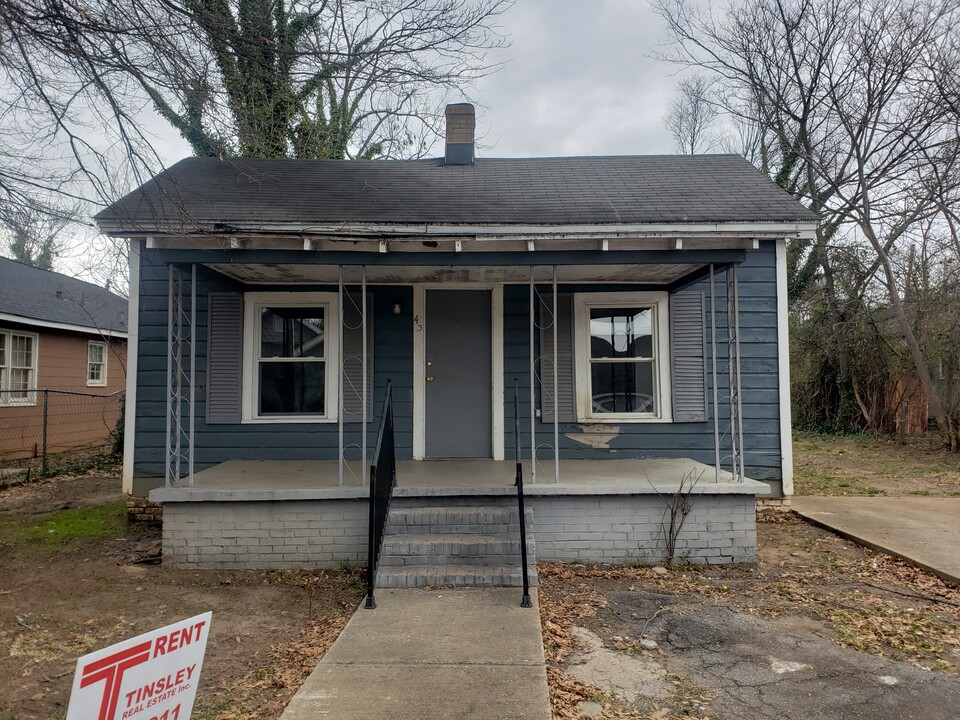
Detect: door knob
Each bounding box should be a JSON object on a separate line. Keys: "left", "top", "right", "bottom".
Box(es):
{"left": 426, "top": 361, "right": 433, "bottom": 367}
{"left": 426, "top": 376, "right": 434, "bottom": 382}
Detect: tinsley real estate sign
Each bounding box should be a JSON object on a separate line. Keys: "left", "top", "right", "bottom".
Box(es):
{"left": 66, "top": 612, "right": 212, "bottom": 720}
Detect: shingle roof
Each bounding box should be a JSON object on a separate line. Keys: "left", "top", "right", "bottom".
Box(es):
{"left": 0, "top": 257, "right": 128, "bottom": 334}
{"left": 95, "top": 154, "right": 818, "bottom": 232}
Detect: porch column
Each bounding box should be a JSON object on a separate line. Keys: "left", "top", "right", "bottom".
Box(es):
{"left": 528, "top": 266, "right": 561, "bottom": 484}
{"left": 164, "top": 264, "right": 196, "bottom": 488}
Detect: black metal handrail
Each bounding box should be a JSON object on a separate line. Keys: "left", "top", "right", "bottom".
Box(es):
{"left": 365, "top": 381, "right": 397, "bottom": 610}
{"left": 514, "top": 380, "right": 532, "bottom": 608}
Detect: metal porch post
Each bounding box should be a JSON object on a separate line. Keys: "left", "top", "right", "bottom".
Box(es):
{"left": 362, "top": 266, "right": 367, "bottom": 475}
{"left": 338, "top": 265, "right": 344, "bottom": 487}
{"left": 188, "top": 264, "right": 196, "bottom": 486}
{"left": 165, "top": 266, "right": 173, "bottom": 488}
{"left": 732, "top": 264, "right": 745, "bottom": 481}
{"left": 552, "top": 265, "right": 559, "bottom": 484}
{"left": 709, "top": 264, "right": 721, "bottom": 483}
{"left": 529, "top": 267, "right": 536, "bottom": 484}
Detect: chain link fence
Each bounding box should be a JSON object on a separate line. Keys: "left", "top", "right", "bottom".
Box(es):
{"left": 0, "top": 389, "right": 124, "bottom": 476}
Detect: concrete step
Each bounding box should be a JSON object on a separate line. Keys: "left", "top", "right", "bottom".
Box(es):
{"left": 380, "top": 533, "right": 533, "bottom": 566}
{"left": 376, "top": 564, "right": 539, "bottom": 588}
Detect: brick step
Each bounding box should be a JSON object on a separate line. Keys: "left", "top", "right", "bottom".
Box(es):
{"left": 379, "top": 533, "right": 533, "bottom": 566}
{"left": 376, "top": 564, "right": 539, "bottom": 589}
{"left": 386, "top": 505, "right": 533, "bottom": 534}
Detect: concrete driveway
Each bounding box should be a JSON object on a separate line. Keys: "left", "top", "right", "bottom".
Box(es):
{"left": 791, "top": 496, "right": 960, "bottom": 585}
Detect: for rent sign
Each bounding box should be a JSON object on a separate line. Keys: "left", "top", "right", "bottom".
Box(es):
{"left": 66, "top": 612, "right": 212, "bottom": 720}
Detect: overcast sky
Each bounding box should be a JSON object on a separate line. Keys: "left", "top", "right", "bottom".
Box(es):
{"left": 473, "top": 0, "right": 679, "bottom": 157}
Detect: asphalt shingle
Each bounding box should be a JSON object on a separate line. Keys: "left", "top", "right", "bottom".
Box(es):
{"left": 95, "top": 155, "right": 818, "bottom": 232}
{"left": 0, "top": 257, "right": 128, "bottom": 333}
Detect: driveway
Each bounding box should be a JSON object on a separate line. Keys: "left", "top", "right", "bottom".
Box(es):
{"left": 791, "top": 496, "right": 960, "bottom": 585}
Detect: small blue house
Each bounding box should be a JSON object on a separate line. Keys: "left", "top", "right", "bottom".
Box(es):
{"left": 97, "top": 104, "right": 817, "bottom": 580}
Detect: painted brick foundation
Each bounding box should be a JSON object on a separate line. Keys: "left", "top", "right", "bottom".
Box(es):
{"left": 528, "top": 494, "right": 756, "bottom": 565}
{"left": 161, "top": 499, "right": 368, "bottom": 569}
{"left": 160, "top": 493, "right": 756, "bottom": 569}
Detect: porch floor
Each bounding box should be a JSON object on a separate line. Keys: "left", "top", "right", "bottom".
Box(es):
{"left": 150, "top": 458, "right": 770, "bottom": 502}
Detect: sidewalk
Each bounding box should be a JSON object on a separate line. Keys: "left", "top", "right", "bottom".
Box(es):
{"left": 281, "top": 588, "right": 552, "bottom": 720}
{"left": 792, "top": 496, "right": 960, "bottom": 585}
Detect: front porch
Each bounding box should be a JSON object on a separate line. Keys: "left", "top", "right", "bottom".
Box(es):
{"left": 152, "top": 458, "right": 766, "bottom": 571}
{"left": 151, "top": 457, "right": 764, "bottom": 501}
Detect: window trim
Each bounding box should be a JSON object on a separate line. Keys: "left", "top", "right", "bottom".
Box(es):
{"left": 86, "top": 340, "right": 108, "bottom": 387}
{"left": 0, "top": 329, "right": 39, "bottom": 407}
{"left": 573, "top": 292, "right": 672, "bottom": 423}
{"left": 241, "top": 292, "right": 340, "bottom": 424}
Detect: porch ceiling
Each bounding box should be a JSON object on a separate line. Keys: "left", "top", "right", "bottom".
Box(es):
{"left": 205, "top": 262, "right": 699, "bottom": 285}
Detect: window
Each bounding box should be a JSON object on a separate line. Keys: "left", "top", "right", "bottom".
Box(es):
{"left": 574, "top": 292, "right": 671, "bottom": 422}
{"left": 242, "top": 293, "right": 339, "bottom": 422}
{"left": 87, "top": 341, "right": 107, "bottom": 386}
{"left": 0, "top": 330, "right": 38, "bottom": 405}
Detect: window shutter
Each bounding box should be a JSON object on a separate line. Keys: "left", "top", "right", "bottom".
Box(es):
{"left": 670, "top": 291, "right": 707, "bottom": 422}
{"left": 342, "top": 291, "right": 374, "bottom": 423}
{"left": 205, "top": 292, "right": 243, "bottom": 424}
{"left": 540, "top": 293, "right": 576, "bottom": 422}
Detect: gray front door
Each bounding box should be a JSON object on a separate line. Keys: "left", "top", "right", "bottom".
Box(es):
{"left": 425, "top": 289, "right": 492, "bottom": 458}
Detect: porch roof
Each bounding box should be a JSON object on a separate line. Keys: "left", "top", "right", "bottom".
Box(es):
{"left": 96, "top": 155, "right": 818, "bottom": 236}
{"left": 149, "top": 458, "right": 771, "bottom": 503}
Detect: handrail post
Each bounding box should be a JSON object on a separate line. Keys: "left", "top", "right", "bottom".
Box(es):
{"left": 514, "top": 380, "right": 532, "bottom": 608}
{"left": 365, "top": 380, "right": 395, "bottom": 610}
{"left": 365, "top": 454, "right": 377, "bottom": 610}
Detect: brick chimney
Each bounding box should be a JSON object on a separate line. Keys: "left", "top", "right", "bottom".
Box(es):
{"left": 444, "top": 103, "right": 475, "bottom": 165}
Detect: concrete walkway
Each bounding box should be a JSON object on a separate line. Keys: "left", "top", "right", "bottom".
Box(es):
{"left": 281, "top": 588, "right": 552, "bottom": 720}
{"left": 792, "top": 496, "right": 960, "bottom": 585}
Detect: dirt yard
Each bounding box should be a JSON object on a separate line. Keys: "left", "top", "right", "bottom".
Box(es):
{"left": 0, "top": 474, "right": 363, "bottom": 720}
{"left": 539, "top": 514, "right": 960, "bottom": 719}
{"left": 793, "top": 433, "right": 960, "bottom": 496}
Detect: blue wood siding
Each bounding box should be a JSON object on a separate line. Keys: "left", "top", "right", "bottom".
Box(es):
{"left": 504, "top": 242, "right": 783, "bottom": 486}
{"left": 134, "top": 242, "right": 783, "bottom": 491}
{"left": 133, "top": 250, "right": 413, "bottom": 478}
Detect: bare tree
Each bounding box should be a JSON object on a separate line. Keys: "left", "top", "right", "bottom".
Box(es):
{"left": 664, "top": 73, "right": 718, "bottom": 154}
{"left": 0, "top": 201, "right": 77, "bottom": 270}
{"left": 655, "top": 0, "right": 960, "bottom": 449}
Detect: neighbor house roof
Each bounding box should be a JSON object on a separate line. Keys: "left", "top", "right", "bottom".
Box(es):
{"left": 0, "top": 257, "right": 128, "bottom": 336}
{"left": 95, "top": 154, "right": 819, "bottom": 234}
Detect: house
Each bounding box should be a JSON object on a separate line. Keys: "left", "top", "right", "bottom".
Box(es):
{"left": 96, "top": 104, "right": 818, "bottom": 579}
{"left": 0, "top": 257, "right": 127, "bottom": 463}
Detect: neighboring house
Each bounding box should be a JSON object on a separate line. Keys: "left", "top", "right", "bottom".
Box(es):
{"left": 0, "top": 257, "right": 128, "bottom": 460}
{"left": 96, "top": 104, "right": 818, "bottom": 577}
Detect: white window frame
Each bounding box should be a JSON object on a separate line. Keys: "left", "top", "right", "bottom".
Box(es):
{"left": 86, "top": 340, "right": 108, "bottom": 387}
{"left": 573, "top": 291, "right": 672, "bottom": 423}
{"left": 0, "top": 329, "right": 39, "bottom": 406}
{"left": 241, "top": 292, "right": 339, "bottom": 424}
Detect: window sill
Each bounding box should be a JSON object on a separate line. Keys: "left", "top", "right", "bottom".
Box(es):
{"left": 575, "top": 415, "right": 674, "bottom": 424}
{"left": 86, "top": 381, "right": 107, "bottom": 388}
{"left": 240, "top": 416, "right": 339, "bottom": 425}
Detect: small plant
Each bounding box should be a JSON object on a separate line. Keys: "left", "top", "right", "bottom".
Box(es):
{"left": 649, "top": 469, "right": 703, "bottom": 566}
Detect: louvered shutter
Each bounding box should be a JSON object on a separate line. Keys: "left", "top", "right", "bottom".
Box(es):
{"left": 205, "top": 292, "right": 243, "bottom": 424}
{"left": 540, "top": 294, "right": 576, "bottom": 422}
{"left": 670, "top": 292, "right": 708, "bottom": 422}
{"left": 342, "top": 291, "right": 374, "bottom": 422}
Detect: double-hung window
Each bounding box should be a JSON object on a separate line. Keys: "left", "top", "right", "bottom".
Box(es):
{"left": 243, "top": 293, "right": 339, "bottom": 422}
{"left": 87, "top": 341, "right": 107, "bottom": 386}
{"left": 574, "top": 292, "right": 671, "bottom": 422}
{"left": 0, "top": 330, "right": 38, "bottom": 405}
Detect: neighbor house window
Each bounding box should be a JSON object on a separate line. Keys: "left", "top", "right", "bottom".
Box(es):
{"left": 574, "top": 293, "right": 671, "bottom": 422}
{"left": 0, "top": 330, "right": 39, "bottom": 406}
{"left": 87, "top": 341, "right": 107, "bottom": 386}
{"left": 242, "top": 292, "right": 339, "bottom": 422}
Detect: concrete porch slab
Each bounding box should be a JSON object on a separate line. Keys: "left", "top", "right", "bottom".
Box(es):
{"left": 280, "top": 588, "right": 551, "bottom": 720}
{"left": 151, "top": 458, "right": 769, "bottom": 502}
{"left": 792, "top": 496, "right": 960, "bottom": 585}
